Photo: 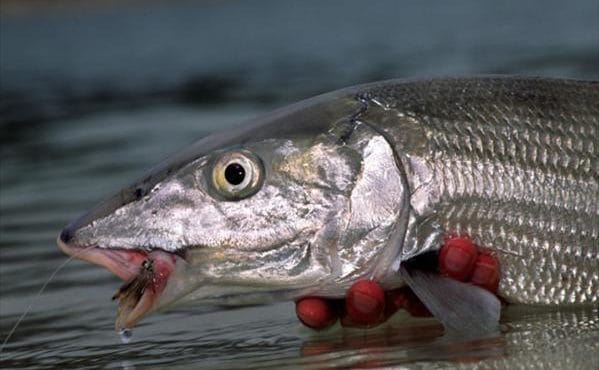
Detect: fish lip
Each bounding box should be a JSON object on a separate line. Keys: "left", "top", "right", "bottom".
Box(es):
{"left": 57, "top": 234, "right": 183, "bottom": 329}
{"left": 56, "top": 234, "right": 149, "bottom": 281}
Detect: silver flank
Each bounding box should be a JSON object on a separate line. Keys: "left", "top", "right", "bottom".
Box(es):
{"left": 358, "top": 77, "right": 598, "bottom": 304}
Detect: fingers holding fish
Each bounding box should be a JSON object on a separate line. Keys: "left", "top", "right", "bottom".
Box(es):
{"left": 469, "top": 252, "right": 500, "bottom": 294}
{"left": 438, "top": 236, "right": 479, "bottom": 281}
{"left": 341, "top": 280, "right": 387, "bottom": 327}
{"left": 295, "top": 281, "right": 388, "bottom": 330}
{"left": 437, "top": 236, "right": 501, "bottom": 294}
{"left": 385, "top": 287, "right": 432, "bottom": 318}
{"left": 295, "top": 236, "right": 502, "bottom": 329}
{"left": 295, "top": 297, "right": 338, "bottom": 330}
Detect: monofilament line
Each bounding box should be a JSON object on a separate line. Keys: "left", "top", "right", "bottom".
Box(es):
{"left": 0, "top": 255, "right": 75, "bottom": 353}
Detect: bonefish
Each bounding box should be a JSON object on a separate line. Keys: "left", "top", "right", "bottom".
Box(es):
{"left": 58, "top": 77, "right": 598, "bottom": 334}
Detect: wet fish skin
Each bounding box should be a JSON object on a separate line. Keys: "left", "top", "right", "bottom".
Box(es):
{"left": 59, "top": 89, "right": 410, "bottom": 315}
{"left": 58, "top": 77, "right": 598, "bottom": 328}
{"left": 358, "top": 77, "right": 598, "bottom": 304}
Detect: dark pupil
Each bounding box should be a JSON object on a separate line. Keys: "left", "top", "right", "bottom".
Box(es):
{"left": 224, "top": 163, "right": 246, "bottom": 185}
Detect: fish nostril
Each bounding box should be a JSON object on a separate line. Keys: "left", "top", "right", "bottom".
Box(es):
{"left": 60, "top": 227, "right": 74, "bottom": 244}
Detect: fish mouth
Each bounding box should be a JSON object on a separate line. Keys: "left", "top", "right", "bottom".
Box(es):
{"left": 57, "top": 235, "right": 182, "bottom": 330}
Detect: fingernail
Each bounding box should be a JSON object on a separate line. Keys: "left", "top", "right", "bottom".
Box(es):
{"left": 351, "top": 291, "right": 380, "bottom": 313}
{"left": 471, "top": 253, "right": 500, "bottom": 293}
{"left": 439, "top": 237, "right": 478, "bottom": 281}
{"left": 345, "top": 280, "right": 385, "bottom": 325}
{"left": 296, "top": 297, "right": 337, "bottom": 330}
{"left": 445, "top": 246, "right": 470, "bottom": 271}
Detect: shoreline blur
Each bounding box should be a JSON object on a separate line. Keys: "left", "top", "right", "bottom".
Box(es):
{"left": 2, "top": 0, "right": 598, "bottom": 127}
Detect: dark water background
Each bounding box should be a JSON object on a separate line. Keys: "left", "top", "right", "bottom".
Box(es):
{"left": 1, "top": 0, "right": 598, "bottom": 369}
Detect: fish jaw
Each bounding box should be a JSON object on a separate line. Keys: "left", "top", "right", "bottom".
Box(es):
{"left": 57, "top": 235, "right": 184, "bottom": 329}
{"left": 56, "top": 235, "right": 148, "bottom": 280}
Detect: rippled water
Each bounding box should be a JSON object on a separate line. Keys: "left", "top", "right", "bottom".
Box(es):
{"left": 1, "top": 1, "right": 598, "bottom": 369}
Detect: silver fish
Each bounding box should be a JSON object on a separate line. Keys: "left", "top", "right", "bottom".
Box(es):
{"left": 57, "top": 77, "right": 598, "bottom": 332}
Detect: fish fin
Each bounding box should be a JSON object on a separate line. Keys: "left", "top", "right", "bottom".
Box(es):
{"left": 399, "top": 265, "right": 501, "bottom": 336}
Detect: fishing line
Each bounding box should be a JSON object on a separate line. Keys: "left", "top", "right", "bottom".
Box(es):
{"left": 0, "top": 245, "right": 95, "bottom": 353}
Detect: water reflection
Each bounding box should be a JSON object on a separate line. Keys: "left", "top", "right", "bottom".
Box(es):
{"left": 186, "top": 307, "right": 597, "bottom": 370}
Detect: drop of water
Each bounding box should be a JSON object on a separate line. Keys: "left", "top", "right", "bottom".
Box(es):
{"left": 119, "top": 328, "right": 133, "bottom": 344}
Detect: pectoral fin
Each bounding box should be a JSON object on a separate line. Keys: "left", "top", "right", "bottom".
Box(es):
{"left": 399, "top": 265, "right": 501, "bottom": 335}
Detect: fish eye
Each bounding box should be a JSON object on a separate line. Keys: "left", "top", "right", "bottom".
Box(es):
{"left": 224, "top": 163, "right": 245, "bottom": 185}
{"left": 211, "top": 150, "right": 264, "bottom": 200}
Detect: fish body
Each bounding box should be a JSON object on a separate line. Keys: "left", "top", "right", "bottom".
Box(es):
{"left": 58, "top": 77, "right": 598, "bottom": 330}
{"left": 358, "top": 78, "right": 598, "bottom": 305}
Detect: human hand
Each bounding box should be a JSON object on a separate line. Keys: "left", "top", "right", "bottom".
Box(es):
{"left": 295, "top": 236, "right": 500, "bottom": 329}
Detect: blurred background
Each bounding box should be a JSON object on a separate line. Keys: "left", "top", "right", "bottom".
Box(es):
{"left": 1, "top": 1, "right": 598, "bottom": 369}
{"left": 2, "top": 0, "right": 598, "bottom": 126}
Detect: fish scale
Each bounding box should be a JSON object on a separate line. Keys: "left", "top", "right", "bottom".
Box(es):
{"left": 59, "top": 77, "right": 598, "bottom": 330}
{"left": 360, "top": 77, "right": 598, "bottom": 304}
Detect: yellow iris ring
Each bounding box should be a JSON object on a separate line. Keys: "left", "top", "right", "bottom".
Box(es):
{"left": 211, "top": 150, "right": 264, "bottom": 200}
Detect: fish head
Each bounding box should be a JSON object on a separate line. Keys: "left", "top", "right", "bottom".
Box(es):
{"left": 57, "top": 90, "right": 410, "bottom": 328}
